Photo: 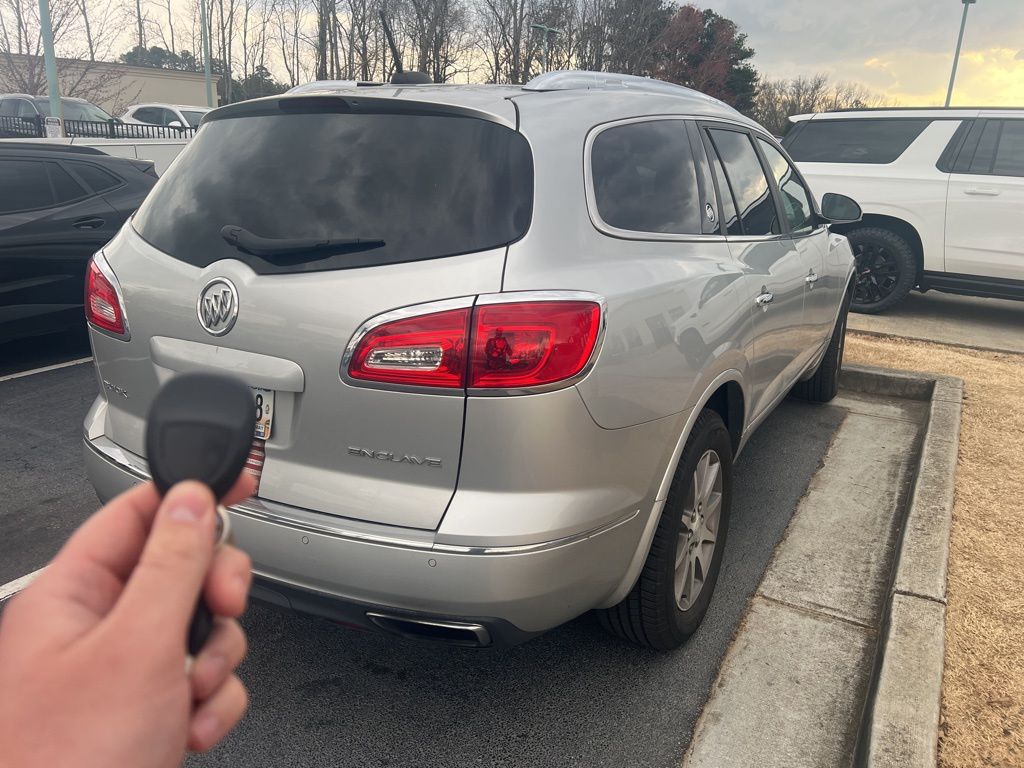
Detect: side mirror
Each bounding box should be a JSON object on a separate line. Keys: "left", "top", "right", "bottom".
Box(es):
{"left": 167, "top": 120, "right": 183, "bottom": 129}
{"left": 820, "top": 193, "right": 862, "bottom": 225}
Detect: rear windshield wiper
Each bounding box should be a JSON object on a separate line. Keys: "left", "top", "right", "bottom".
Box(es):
{"left": 220, "top": 225, "right": 384, "bottom": 257}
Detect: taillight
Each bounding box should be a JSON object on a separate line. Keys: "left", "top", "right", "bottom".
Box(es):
{"left": 344, "top": 295, "right": 603, "bottom": 392}
{"left": 468, "top": 301, "right": 602, "bottom": 388}
{"left": 347, "top": 308, "right": 470, "bottom": 388}
{"left": 85, "top": 253, "right": 129, "bottom": 339}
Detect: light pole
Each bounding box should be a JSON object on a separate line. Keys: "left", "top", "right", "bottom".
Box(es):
{"left": 945, "top": 0, "right": 977, "bottom": 107}
{"left": 199, "top": 0, "right": 214, "bottom": 106}
{"left": 36, "top": 0, "right": 63, "bottom": 134}
{"left": 530, "top": 23, "right": 561, "bottom": 74}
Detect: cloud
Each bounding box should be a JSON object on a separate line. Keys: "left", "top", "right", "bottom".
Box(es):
{"left": 698, "top": 0, "right": 1024, "bottom": 104}
{"left": 1016, "top": 49, "right": 1024, "bottom": 60}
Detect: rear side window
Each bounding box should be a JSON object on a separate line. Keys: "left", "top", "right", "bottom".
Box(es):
{"left": 0, "top": 100, "right": 17, "bottom": 117}
{"left": 133, "top": 107, "right": 534, "bottom": 274}
{"left": 68, "top": 161, "right": 122, "bottom": 192}
{"left": 590, "top": 120, "right": 702, "bottom": 235}
{"left": 706, "top": 128, "right": 779, "bottom": 237}
{"left": 784, "top": 119, "right": 931, "bottom": 164}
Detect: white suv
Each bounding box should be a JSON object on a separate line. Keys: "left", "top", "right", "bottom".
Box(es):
{"left": 785, "top": 108, "right": 1024, "bottom": 313}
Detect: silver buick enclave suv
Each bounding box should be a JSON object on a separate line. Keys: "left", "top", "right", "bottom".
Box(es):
{"left": 84, "top": 71, "right": 860, "bottom": 649}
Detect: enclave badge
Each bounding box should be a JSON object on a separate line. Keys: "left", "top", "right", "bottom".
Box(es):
{"left": 197, "top": 278, "right": 239, "bottom": 336}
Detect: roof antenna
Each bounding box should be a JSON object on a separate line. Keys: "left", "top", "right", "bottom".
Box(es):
{"left": 378, "top": 10, "right": 432, "bottom": 84}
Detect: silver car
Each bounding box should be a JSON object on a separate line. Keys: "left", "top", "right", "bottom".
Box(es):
{"left": 84, "top": 71, "right": 860, "bottom": 650}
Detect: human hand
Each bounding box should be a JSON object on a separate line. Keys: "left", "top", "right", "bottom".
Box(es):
{"left": 0, "top": 473, "right": 256, "bottom": 768}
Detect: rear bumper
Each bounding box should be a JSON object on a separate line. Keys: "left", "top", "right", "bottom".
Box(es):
{"left": 84, "top": 433, "right": 646, "bottom": 641}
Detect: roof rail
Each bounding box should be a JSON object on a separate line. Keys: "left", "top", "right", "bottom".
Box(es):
{"left": 522, "top": 70, "right": 725, "bottom": 104}
{"left": 826, "top": 106, "right": 1024, "bottom": 112}
{"left": 0, "top": 141, "right": 105, "bottom": 155}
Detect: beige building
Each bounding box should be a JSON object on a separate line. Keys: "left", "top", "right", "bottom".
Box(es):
{"left": 0, "top": 53, "right": 221, "bottom": 114}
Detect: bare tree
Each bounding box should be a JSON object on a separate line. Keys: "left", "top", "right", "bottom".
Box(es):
{"left": 753, "top": 74, "right": 895, "bottom": 136}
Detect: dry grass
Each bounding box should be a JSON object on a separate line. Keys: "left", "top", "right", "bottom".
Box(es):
{"left": 844, "top": 333, "right": 1024, "bottom": 767}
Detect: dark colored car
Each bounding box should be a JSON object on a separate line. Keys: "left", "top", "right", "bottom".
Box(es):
{"left": 0, "top": 143, "right": 157, "bottom": 344}
{"left": 0, "top": 94, "right": 121, "bottom": 138}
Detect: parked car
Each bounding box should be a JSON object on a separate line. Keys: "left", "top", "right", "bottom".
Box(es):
{"left": 785, "top": 107, "right": 1024, "bottom": 313}
{"left": 0, "top": 143, "right": 157, "bottom": 344}
{"left": 0, "top": 94, "right": 121, "bottom": 138}
{"left": 83, "top": 71, "right": 859, "bottom": 650}
{"left": 121, "top": 103, "right": 210, "bottom": 131}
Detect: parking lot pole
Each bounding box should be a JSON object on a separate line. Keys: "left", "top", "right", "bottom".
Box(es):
{"left": 36, "top": 0, "right": 63, "bottom": 134}
{"left": 945, "top": 0, "right": 977, "bottom": 107}
{"left": 200, "top": 0, "right": 214, "bottom": 107}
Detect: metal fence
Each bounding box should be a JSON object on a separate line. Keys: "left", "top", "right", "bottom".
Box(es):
{"left": 0, "top": 115, "right": 198, "bottom": 140}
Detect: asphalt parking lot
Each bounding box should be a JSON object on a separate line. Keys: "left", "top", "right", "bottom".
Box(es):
{"left": 1, "top": 335, "right": 845, "bottom": 767}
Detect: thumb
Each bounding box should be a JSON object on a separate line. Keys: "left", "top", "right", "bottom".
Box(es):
{"left": 112, "top": 481, "right": 218, "bottom": 644}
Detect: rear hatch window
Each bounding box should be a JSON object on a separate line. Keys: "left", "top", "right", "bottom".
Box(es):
{"left": 132, "top": 98, "right": 534, "bottom": 274}
{"left": 783, "top": 118, "right": 931, "bottom": 164}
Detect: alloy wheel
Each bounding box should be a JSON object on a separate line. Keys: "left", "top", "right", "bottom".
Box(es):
{"left": 853, "top": 242, "right": 900, "bottom": 305}
{"left": 675, "top": 449, "right": 723, "bottom": 611}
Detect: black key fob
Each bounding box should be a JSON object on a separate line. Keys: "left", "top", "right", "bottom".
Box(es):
{"left": 145, "top": 372, "right": 255, "bottom": 656}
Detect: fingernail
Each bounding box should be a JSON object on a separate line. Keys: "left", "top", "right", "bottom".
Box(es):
{"left": 165, "top": 489, "right": 209, "bottom": 523}
{"left": 193, "top": 712, "right": 220, "bottom": 745}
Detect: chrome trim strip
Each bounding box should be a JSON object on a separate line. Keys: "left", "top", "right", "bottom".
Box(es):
{"left": 85, "top": 435, "right": 638, "bottom": 555}
{"left": 87, "top": 250, "right": 131, "bottom": 341}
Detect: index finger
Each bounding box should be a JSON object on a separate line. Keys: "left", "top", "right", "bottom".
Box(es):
{"left": 25, "top": 472, "right": 256, "bottom": 633}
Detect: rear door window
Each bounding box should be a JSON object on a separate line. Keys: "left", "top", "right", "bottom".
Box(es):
{"left": 784, "top": 118, "right": 931, "bottom": 163}
{"left": 952, "top": 119, "right": 1024, "bottom": 177}
{"left": 993, "top": 121, "right": 1024, "bottom": 177}
{"left": 706, "top": 128, "right": 780, "bottom": 237}
{"left": 0, "top": 100, "right": 17, "bottom": 117}
{"left": 48, "top": 163, "right": 87, "bottom": 203}
{"left": 0, "top": 160, "right": 54, "bottom": 212}
{"left": 590, "top": 119, "right": 703, "bottom": 235}
{"left": 132, "top": 104, "right": 534, "bottom": 274}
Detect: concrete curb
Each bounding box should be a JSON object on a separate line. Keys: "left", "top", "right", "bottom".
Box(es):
{"left": 840, "top": 364, "right": 963, "bottom": 768}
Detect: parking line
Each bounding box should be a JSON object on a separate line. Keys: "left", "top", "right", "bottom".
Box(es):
{"left": 0, "top": 568, "right": 45, "bottom": 604}
{"left": 0, "top": 357, "right": 92, "bottom": 383}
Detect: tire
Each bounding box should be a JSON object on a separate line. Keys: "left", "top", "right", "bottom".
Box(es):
{"left": 847, "top": 226, "right": 917, "bottom": 314}
{"left": 598, "top": 409, "right": 732, "bottom": 650}
{"left": 792, "top": 287, "right": 851, "bottom": 403}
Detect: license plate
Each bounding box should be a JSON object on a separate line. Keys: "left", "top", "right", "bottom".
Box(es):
{"left": 252, "top": 387, "right": 274, "bottom": 440}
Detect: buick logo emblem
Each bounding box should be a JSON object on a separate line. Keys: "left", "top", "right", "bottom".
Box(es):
{"left": 197, "top": 278, "right": 238, "bottom": 336}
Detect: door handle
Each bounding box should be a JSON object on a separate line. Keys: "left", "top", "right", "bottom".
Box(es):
{"left": 805, "top": 269, "right": 819, "bottom": 286}
{"left": 964, "top": 187, "right": 1000, "bottom": 197}
{"left": 73, "top": 217, "right": 105, "bottom": 230}
{"left": 755, "top": 290, "right": 774, "bottom": 310}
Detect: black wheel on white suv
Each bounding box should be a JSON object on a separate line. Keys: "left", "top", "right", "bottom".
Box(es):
{"left": 847, "top": 226, "right": 917, "bottom": 314}
{"left": 598, "top": 409, "right": 732, "bottom": 650}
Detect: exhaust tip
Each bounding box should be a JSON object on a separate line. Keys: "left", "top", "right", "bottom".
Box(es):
{"left": 365, "top": 612, "right": 491, "bottom": 647}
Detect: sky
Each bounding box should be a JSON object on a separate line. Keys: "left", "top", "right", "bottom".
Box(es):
{"left": 702, "top": 0, "right": 1024, "bottom": 106}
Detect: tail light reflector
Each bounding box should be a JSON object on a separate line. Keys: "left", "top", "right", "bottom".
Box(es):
{"left": 345, "top": 297, "right": 602, "bottom": 392}
{"left": 85, "top": 254, "right": 129, "bottom": 338}
{"left": 468, "top": 301, "right": 602, "bottom": 388}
